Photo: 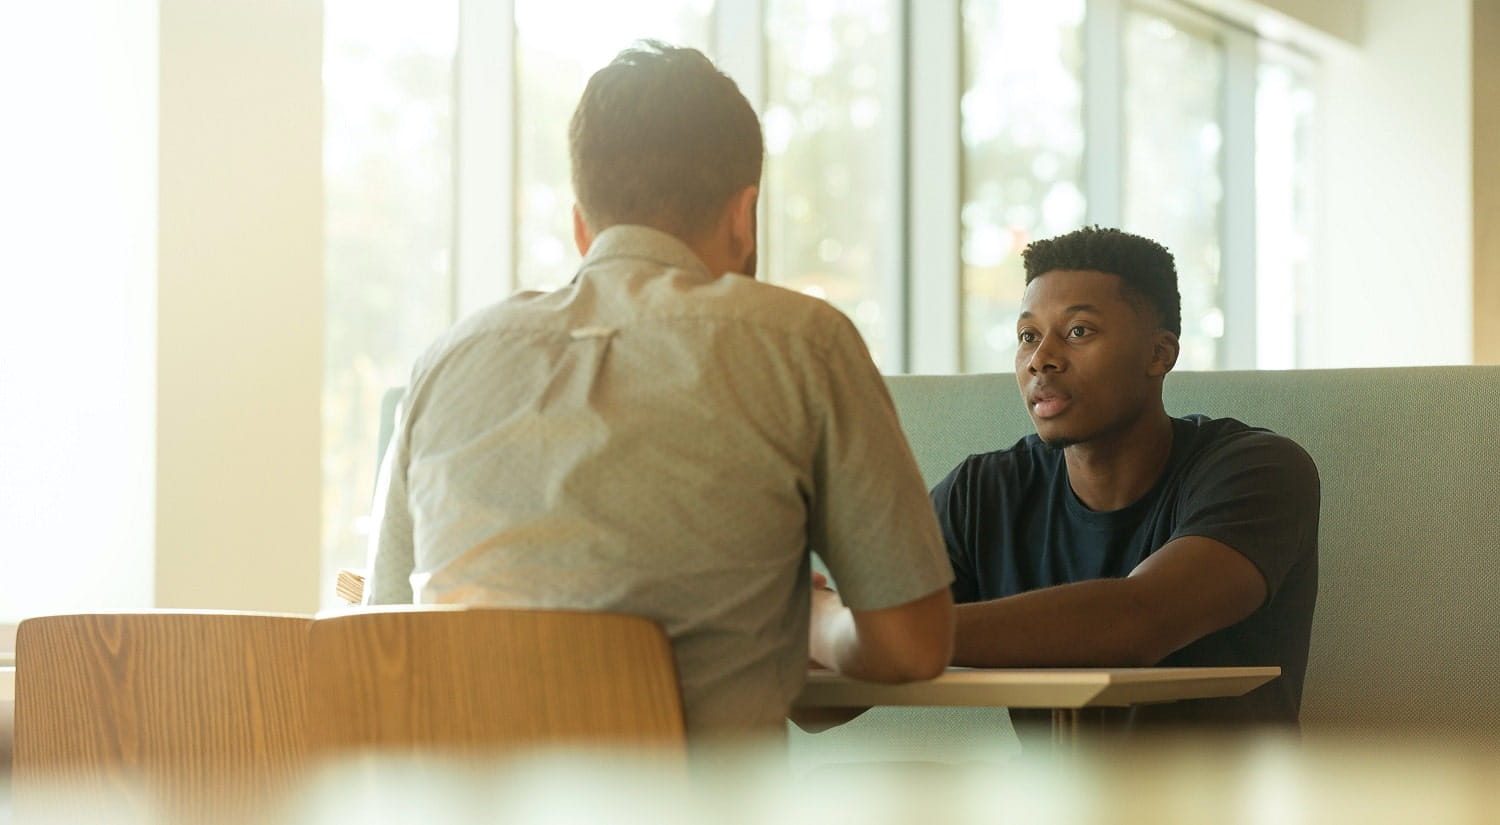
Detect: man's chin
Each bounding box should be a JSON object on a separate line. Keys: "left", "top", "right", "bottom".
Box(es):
{"left": 1033, "top": 423, "right": 1077, "bottom": 450}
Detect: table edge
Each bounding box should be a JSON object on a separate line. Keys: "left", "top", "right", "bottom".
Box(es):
{"left": 794, "top": 666, "right": 1281, "bottom": 709}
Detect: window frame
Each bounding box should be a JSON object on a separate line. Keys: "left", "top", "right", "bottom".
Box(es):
{"left": 451, "top": 0, "right": 1309, "bottom": 372}
{"left": 323, "top": 0, "right": 1319, "bottom": 593}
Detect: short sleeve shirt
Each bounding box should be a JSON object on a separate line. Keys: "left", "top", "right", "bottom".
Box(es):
{"left": 932, "top": 415, "right": 1319, "bottom": 727}
{"left": 364, "top": 225, "right": 953, "bottom": 738}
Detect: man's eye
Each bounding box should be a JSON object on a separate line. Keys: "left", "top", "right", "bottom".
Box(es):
{"left": 1067, "top": 326, "right": 1089, "bottom": 338}
{"left": 1018, "top": 330, "right": 1038, "bottom": 344}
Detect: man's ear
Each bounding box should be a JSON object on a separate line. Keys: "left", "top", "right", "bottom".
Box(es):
{"left": 573, "top": 204, "right": 593, "bottom": 256}
{"left": 1149, "top": 330, "right": 1181, "bottom": 377}
{"left": 725, "top": 185, "right": 758, "bottom": 261}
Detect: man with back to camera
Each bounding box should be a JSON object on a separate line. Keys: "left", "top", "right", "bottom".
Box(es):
{"left": 931, "top": 226, "right": 1319, "bottom": 734}
{"left": 362, "top": 41, "right": 955, "bottom": 742}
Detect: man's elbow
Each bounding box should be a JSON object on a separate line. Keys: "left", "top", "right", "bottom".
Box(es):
{"left": 855, "top": 590, "right": 955, "bottom": 682}
{"left": 1123, "top": 606, "right": 1205, "bottom": 667}
{"left": 860, "top": 636, "right": 951, "bottom": 683}
{"left": 902, "top": 592, "right": 956, "bottom": 680}
{"left": 897, "top": 638, "right": 953, "bottom": 681}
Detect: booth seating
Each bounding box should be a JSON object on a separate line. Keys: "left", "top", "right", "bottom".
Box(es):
{"left": 790, "top": 367, "right": 1500, "bottom": 762}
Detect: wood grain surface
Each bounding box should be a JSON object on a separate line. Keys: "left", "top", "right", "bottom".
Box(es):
{"left": 12, "top": 611, "right": 311, "bottom": 822}
{"left": 307, "top": 606, "right": 686, "bottom": 757}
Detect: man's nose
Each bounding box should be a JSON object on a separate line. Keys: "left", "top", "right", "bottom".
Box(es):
{"left": 1026, "top": 335, "right": 1065, "bottom": 374}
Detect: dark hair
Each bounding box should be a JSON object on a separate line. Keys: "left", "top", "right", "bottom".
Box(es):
{"left": 1022, "top": 226, "right": 1182, "bottom": 337}
{"left": 569, "top": 41, "right": 763, "bottom": 241}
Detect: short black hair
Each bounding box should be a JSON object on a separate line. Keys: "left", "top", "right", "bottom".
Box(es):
{"left": 569, "top": 41, "right": 763, "bottom": 241}
{"left": 1021, "top": 226, "right": 1182, "bottom": 338}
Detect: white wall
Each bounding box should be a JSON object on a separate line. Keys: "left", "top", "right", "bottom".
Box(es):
{"left": 0, "top": 0, "right": 323, "bottom": 622}
{"left": 155, "top": 0, "right": 323, "bottom": 612}
{"left": 0, "top": 2, "right": 159, "bottom": 622}
{"left": 1305, "top": 0, "right": 1473, "bottom": 367}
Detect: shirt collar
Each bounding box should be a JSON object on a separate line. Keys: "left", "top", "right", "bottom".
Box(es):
{"left": 581, "top": 225, "right": 711, "bottom": 279}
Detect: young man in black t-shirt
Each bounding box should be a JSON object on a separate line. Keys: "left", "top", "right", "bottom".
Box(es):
{"left": 931, "top": 226, "right": 1319, "bottom": 730}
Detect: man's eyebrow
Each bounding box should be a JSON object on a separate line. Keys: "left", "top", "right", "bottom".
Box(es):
{"left": 1017, "top": 304, "right": 1102, "bottom": 321}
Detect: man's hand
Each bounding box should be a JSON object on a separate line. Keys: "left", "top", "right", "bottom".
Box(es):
{"left": 808, "top": 570, "right": 842, "bottom": 669}
{"left": 807, "top": 573, "right": 954, "bottom": 683}
{"left": 798, "top": 570, "right": 871, "bottom": 732}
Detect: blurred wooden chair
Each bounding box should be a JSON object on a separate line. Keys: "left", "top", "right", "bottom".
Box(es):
{"left": 12, "top": 611, "right": 311, "bottom": 822}
{"left": 307, "top": 606, "right": 686, "bottom": 758}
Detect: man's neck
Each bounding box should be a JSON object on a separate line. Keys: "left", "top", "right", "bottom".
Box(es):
{"left": 1062, "top": 410, "right": 1175, "bottom": 512}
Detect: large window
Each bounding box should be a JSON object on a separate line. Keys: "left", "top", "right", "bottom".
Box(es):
{"left": 960, "top": 0, "right": 1315, "bottom": 372}
{"left": 1123, "top": 4, "right": 1225, "bottom": 370}
{"left": 514, "top": 0, "right": 714, "bottom": 291}
{"left": 960, "top": 0, "right": 1085, "bottom": 373}
{"left": 1254, "top": 45, "right": 1316, "bottom": 370}
{"left": 321, "top": 0, "right": 1322, "bottom": 586}
{"left": 764, "top": 0, "right": 902, "bottom": 367}
{"left": 322, "top": 1, "right": 458, "bottom": 591}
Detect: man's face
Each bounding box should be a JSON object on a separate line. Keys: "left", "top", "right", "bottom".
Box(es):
{"left": 1014, "top": 269, "right": 1169, "bottom": 449}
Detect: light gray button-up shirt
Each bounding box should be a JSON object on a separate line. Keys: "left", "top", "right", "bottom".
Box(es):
{"left": 366, "top": 225, "right": 952, "bottom": 737}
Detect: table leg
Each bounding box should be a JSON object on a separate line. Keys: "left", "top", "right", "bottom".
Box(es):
{"left": 1051, "top": 708, "right": 1080, "bottom": 754}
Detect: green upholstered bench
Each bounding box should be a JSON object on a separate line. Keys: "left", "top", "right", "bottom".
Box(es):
{"left": 789, "top": 366, "right": 1500, "bottom": 765}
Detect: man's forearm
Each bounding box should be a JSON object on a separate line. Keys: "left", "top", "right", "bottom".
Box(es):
{"left": 809, "top": 588, "right": 953, "bottom": 682}
{"left": 955, "top": 535, "right": 1269, "bottom": 667}
{"left": 809, "top": 604, "right": 930, "bottom": 682}
{"left": 952, "top": 577, "right": 1170, "bottom": 667}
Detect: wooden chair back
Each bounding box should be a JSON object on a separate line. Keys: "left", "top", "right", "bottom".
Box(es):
{"left": 13, "top": 611, "right": 311, "bottom": 822}
{"left": 307, "top": 606, "right": 686, "bottom": 756}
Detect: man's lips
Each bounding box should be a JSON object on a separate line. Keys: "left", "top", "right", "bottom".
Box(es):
{"left": 1028, "top": 387, "right": 1071, "bottom": 419}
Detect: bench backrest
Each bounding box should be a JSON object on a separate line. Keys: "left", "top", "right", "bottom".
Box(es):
{"left": 886, "top": 366, "right": 1500, "bottom": 733}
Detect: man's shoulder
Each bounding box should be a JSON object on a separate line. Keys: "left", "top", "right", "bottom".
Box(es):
{"left": 594, "top": 256, "right": 863, "bottom": 349}
{"left": 939, "top": 433, "right": 1057, "bottom": 491}
{"left": 1175, "top": 415, "right": 1319, "bottom": 482}
{"left": 405, "top": 291, "right": 555, "bottom": 377}
{"left": 405, "top": 272, "right": 865, "bottom": 389}
{"left": 1182, "top": 414, "right": 1313, "bottom": 453}
{"left": 695, "top": 275, "right": 860, "bottom": 342}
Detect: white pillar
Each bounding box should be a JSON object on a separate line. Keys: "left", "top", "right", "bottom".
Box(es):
{"left": 155, "top": 0, "right": 323, "bottom": 611}
{"left": 0, "top": 1, "right": 159, "bottom": 620}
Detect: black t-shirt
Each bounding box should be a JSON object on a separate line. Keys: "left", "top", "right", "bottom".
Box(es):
{"left": 931, "top": 415, "right": 1319, "bottom": 729}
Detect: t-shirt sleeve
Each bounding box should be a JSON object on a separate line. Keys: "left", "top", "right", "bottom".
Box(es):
{"left": 930, "top": 461, "right": 983, "bottom": 604}
{"left": 1170, "top": 431, "right": 1320, "bottom": 602}
{"left": 805, "top": 313, "right": 954, "bottom": 610}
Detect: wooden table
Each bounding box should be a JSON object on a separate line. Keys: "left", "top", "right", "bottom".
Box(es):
{"left": 0, "top": 663, "right": 1277, "bottom": 742}
{"left": 794, "top": 666, "right": 1279, "bottom": 747}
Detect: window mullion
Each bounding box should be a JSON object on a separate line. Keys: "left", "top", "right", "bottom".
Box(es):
{"left": 1221, "top": 25, "right": 1258, "bottom": 369}
{"left": 907, "top": 0, "right": 961, "bottom": 374}
{"left": 1084, "top": 0, "right": 1123, "bottom": 228}
{"left": 453, "top": 0, "right": 516, "bottom": 317}
{"left": 713, "top": 1, "right": 764, "bottom": 109}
